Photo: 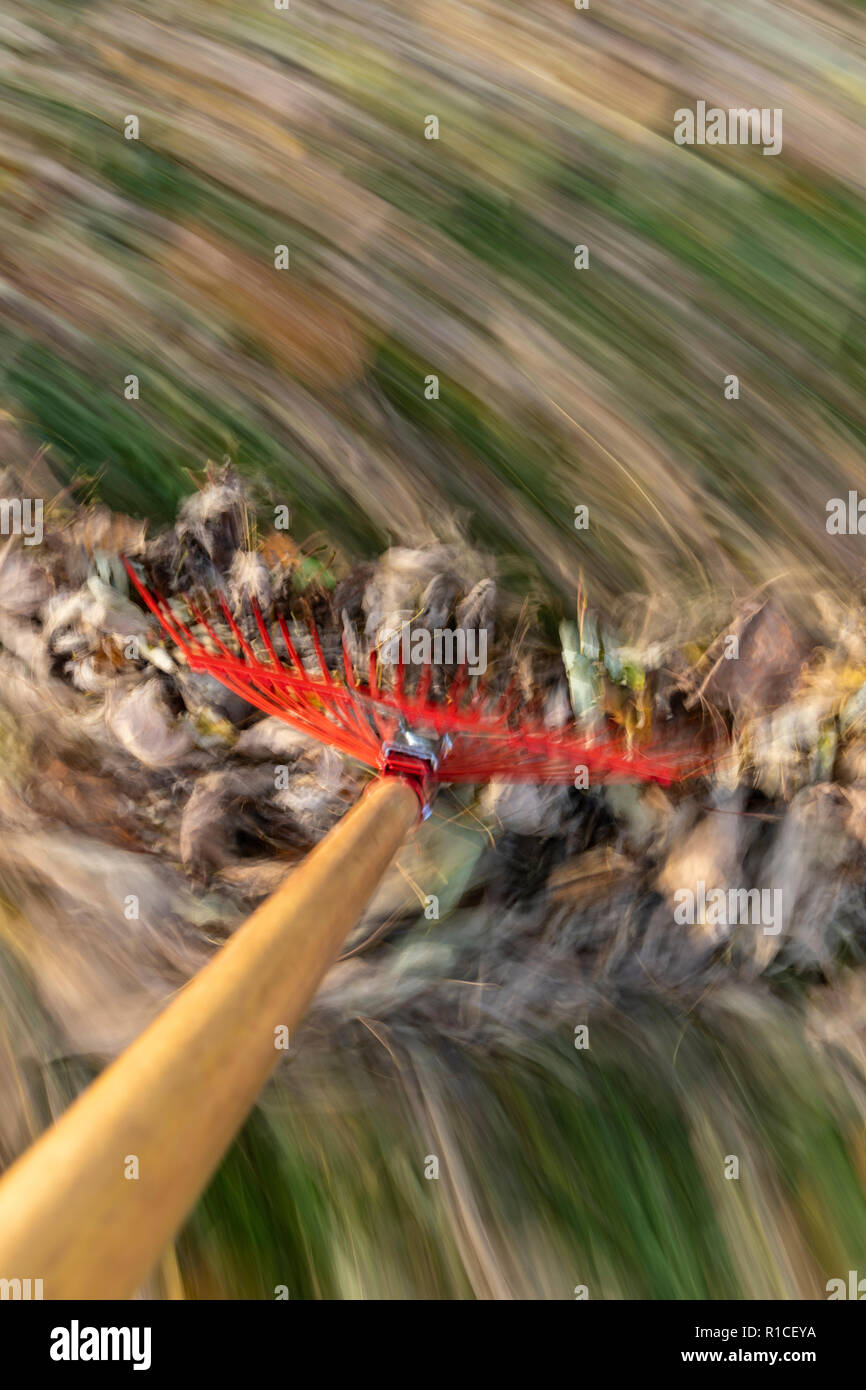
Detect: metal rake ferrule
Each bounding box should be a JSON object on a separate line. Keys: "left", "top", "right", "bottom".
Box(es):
{"left": 123, "top": 557, "right": 706, "bottom": 790}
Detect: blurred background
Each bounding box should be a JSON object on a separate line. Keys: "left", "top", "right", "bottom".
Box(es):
{"left": 0, "top": 0, "right": 865, "bottom": 1298}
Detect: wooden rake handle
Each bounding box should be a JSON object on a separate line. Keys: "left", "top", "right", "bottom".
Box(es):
{"left": 0, "top": 775, "right": 420, "bottom": 1300}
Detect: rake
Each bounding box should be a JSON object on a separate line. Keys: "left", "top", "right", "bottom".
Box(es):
{"left": 0, "top": 558, "right": 706, "bottom": 1298}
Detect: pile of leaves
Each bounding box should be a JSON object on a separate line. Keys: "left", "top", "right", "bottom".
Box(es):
{"left": 1, "top": 467, "right": 865, "bottom": 1297}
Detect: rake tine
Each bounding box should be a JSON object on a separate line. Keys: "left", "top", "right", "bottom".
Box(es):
{"left": 217, "top": 595, "right": 259, "bottom": 664}
{"left": 447, "top": 661, "right": 468, "bottom": 708}
{"left": 308, "top": 619, "right": 332, "bottom": 685}
{"left": 341, "top": 627, "right": 357, "bottom": 691}
{"left": 123, "top": 559, "right": 198, "bottom": 664}
{"left": 276, "top": 613, "right": 307, "bottom": 678}
{"left": 415, "top": 656, "right": 433, "bottom": 708}
{"left": 187, "top": 597, "right": 238, "bottom": 664}
{"left": 251, "top": 598, "right": 282, "bottom": 670}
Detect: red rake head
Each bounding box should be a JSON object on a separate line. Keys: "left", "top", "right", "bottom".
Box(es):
{"left": 123, "top": 558, "right": 707, "bottom": 790}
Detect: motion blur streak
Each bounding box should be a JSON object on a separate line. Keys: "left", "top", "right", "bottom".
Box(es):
{"left": 0, "top": 1, "right": 863, "bottom": 600}
{"left": 0, "top": 2, "right": 864, "bottom": 1300}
